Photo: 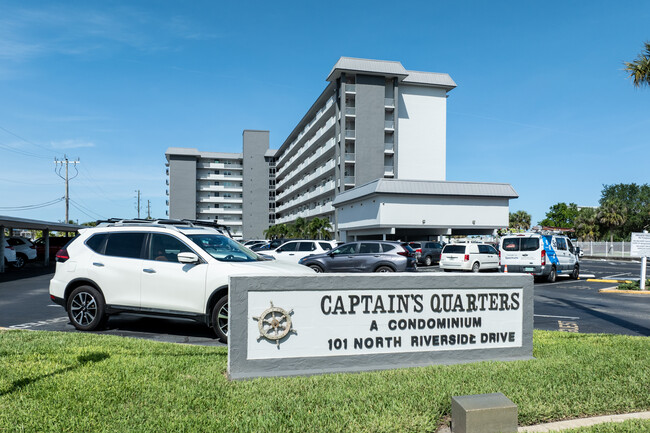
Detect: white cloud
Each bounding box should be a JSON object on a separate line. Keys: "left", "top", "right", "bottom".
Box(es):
{"left": 50, "top": 139, "right": 95, "bottom": 149}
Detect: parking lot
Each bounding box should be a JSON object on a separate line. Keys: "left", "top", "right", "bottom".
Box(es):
{"left": 1, "top": 258, "right": 649, "bottom": 345}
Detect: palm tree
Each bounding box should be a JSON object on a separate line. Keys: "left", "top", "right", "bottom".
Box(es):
{"left": 509, "top": 210, "right": 531, "bottom": 232}
{"left": 307, "top": 217, "right": 332, "bottom": 240}
{"left": 598, "top": 201, "right": 627, "bottom": 244}
{"left": 263, "top": 225, "right": 277, "bottom": 240}
{"left": 290, "top": 217, "right": 307, "bottom": 238}
{"left": 624, "top": 41, "right": 650, "bottom": 88}
{"left": 574, "top": 208, "right": 600, "bottom": 241}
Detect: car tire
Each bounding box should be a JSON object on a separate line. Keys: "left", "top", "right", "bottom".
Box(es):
{"left": 424, "top": 256, "right": 432, "bottom": 267}
{"left": 212, "top": 295, "right": 229, "bottom": 344}
{"left": 12, "top": 253, "right": 26, "bottom": 269}
{"left": 570, "top": 265, "right": 579, "bottom": 280}
{"left": 67, "top": 285, "right": 106, "bottom": 331}
{"left": 546, "top": 267, "right": 557, "bottom": 283}
{"left": 471, "top": 262, "right": 480, "bottom": 273}
{"left": 375, "top": 266, "right": 394, "bottom": 273}
{"left": 309, "top": 264, "right": 324, "bottom": 273}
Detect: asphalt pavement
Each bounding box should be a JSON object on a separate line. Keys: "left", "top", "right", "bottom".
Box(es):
{"left": 1, "top": 259, "right": 649, "bottom": 345}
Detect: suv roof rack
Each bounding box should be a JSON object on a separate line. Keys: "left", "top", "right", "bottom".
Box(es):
{"left": 94, "top": 219, "right": 233, "bottom": 238}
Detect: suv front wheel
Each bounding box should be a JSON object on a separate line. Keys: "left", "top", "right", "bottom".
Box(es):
{"left": 67, "top": 286, "right": 106, "bottom": 331}
{"left": 212, "top": 296, "right": 229, "bottom": 343}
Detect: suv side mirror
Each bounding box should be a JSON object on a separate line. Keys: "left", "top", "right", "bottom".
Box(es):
{"left": 178, "top": 252, "right": 200, "bottom": 264}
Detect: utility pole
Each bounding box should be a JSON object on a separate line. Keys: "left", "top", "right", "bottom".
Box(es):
{"left": 54, "top": 155, "right": 80, "bottom": 223}
{"left": 135, "top": 190, "right": 141, "bottom": 219}
{"left": 147, "top": 200, "right": 151, "bottom": 219}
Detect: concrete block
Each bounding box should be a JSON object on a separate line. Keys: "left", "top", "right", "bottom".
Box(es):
{"left": 451, "top": 393, "right": 517, "bottom": 433}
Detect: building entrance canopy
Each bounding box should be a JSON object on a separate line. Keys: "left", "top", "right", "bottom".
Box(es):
{"left": 332, "top": 179, "right": 518, "bottom": 242}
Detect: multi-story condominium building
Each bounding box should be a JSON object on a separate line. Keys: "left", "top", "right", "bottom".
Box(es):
{"left": 273, "top": 57, "right": 456, "bottom": 230}
{"left": 166, "top": 57, "right": 516, "bottom": 240}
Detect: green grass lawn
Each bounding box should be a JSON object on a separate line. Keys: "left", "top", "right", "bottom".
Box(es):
{"left": 1, "top": 330, "right": 648, "bottom": 432}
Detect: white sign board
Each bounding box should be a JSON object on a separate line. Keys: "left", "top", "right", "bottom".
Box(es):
{"left": 247, "top": 288, "right": 523, "bottom": 360}
{"left": 631, "top": 232, "right": 650, "bottom": 257}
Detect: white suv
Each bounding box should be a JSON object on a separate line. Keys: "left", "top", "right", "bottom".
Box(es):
{"left": 49, "top": 220, "right": 311, "bottom": 342}
{"left": 7, "top": 236, "right": 37, "bottom": 268}
{"left": 263, "top": 239, "right": 337, "bottom": 263}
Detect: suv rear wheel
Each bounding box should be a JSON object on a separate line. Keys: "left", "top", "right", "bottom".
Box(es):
{"left": 212, "top": 296, "right": 229, "bottom": 343}
{"left": 67, "top": 286, "right": 106, "bottom": 331}
{"left": 12, "top": 253, "right": 26, "bottom": 269}
{"left": 424, "top": 256, "right": 432, "bottom": 267}
{"left": 471, "top": 262, "right": 480, "bottom": 273}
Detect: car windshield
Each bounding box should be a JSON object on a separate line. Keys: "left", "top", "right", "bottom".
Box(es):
{"left": 186, "top": 234, "right": 261, "bottom": 262}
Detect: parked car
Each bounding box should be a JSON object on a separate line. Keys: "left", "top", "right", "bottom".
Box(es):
{"left": 7, "top": 236, "right": 37, "bottom": 268}
{"left": 2, "top": 239, "right": 18, "bottom": 267}
{"left": 48, "top": 220, "right": 312, "bottom": 343}
{"left": 499, "top": 233, "right": 579, "bottom": 282}
{"left": 263, "top": 239, "right": 337, "bottom": 263}
{"left": 34, "top": 236, "right": 76, "bottom": 260}
{"left": 250, "top": 238, "right": 287, "bottom": 252}
{"left": 298, "top": 241, "right": 417, "bottom": 273}
{"left": 410, "top": 241, "right": 443, "bottom": 266}
{"left": 439, "top": 243, "right": 499, "bottom": 272}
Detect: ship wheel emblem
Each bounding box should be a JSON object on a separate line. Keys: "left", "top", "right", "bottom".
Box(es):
{"left": 252, "top": 301, "right": 296, "bottom": 347}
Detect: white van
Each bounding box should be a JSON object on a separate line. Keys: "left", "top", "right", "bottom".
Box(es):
{"left": 499, "top": 233, "right": 579, "bottom": 282}
{"left": 439, "top": 243, "right": 499, "bottom": 272}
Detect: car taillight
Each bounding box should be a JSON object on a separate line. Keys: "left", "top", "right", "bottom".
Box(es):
{"left": 55, "top": 248, "right": 70, "bottom": 262}
{"left": 541, "top": 249, "right": 546, "bottom": 266}
{"left": 5, "top": 246, "right": 13, "bottom": 250}
{"left": 416, "top": 248, "right": 422, "bottom": 254}
{"left": 464, "top": 254, "right": 469, "bottom": 262}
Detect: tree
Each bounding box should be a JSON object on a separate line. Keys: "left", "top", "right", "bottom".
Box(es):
{"left": 598, "top": 201, "right": 627, "bottom": 244}
{"left": 538, "top": 202, "right": 579, "bottom": 228}
{"left": 509, "top": 210, "right": 531, "bottom": 231}
{"left": 288, "top": 217, "right": 307, "bottom": 238}
{"left": 600, "top": 183, "right": 650, "bottom": 236}
{"left": 574, "top": 207, "right": 600, "bottom": 241}
{"left": 624, "top": 41, "right": 650, "bottom": 88}
{"left": 307, "top": 217, "right": 332, "bottom": 240}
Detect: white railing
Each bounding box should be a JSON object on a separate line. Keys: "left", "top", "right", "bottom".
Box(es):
{"left": 384, "top": 165, "right": 394, "bottom": 175}
{"left": 345, "top": 107, "right": 356, "bottom": 115}
{"left": 344, "top": 176, "right": 355, "bottom": 185}
{"left": 384, "top": 98, "right": 394, "bottom": 107}
{"left": 384, "top": 121, "right": 394, "bottom": 129}
{"left": 345, "top": 84, "right": 356, "bottom": 92}
{"left": 344, "top": 153, "right": 355, "bottom": 161}
{"left": 384, "top": 143, "right": 394, "bottom": 152}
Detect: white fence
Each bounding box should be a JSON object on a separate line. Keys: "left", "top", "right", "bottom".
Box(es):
{"left": 576, "top": 241, "right": 632, "bottom": 258}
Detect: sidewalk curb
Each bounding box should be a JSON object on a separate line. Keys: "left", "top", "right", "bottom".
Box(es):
{"left": 436, "top": 411, "right": 650, "bottom": 433}
{"left": 599, "top": 287, "right": 650, "bottom": 295}
{"left": 518, "top": 411, "right": 650, "bottom": 432}
{"left": 586, "top": 278, "right": 636, "bottom": 283}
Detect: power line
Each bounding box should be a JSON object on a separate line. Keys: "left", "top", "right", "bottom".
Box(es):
{"left": 0, "top": 139, "right": 52, "bottom": 160}
{"left": 69, "top": 198, "right": 106, "bottom": 220}
{"left": 0, "top": 197, "right": 64, "bottom": 210}
{"left": 0, "top": 124, "right": 58, "bottom": 155}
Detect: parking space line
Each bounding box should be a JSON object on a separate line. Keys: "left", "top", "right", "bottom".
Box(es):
{"left": 8, "top": 317, "right": 68, "bottom": 329}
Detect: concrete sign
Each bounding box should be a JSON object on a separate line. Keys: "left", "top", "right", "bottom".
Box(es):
{"left": 631, "top": 232, "right": 650, "bottom": 258}
{"left": 228, "top": 274, "right": 533, "bottom": 380}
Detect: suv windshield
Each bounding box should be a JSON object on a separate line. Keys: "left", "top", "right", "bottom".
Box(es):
{"left": 187, "top": 234, "right": 260, "bottom": 262}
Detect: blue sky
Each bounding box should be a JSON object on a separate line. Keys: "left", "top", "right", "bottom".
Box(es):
{"left": 1, "top": 0, "right": 649, "bottom": 226}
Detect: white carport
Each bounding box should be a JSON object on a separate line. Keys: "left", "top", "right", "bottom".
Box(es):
{"left": 333, "top": 179, "right": 518, "bottom": 242}
{"left": 0, "top": 215, "right": 83, "bottom": 272}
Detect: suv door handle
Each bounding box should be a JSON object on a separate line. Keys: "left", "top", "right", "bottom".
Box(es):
{"left": 522, "top": 254, "right": 528, "bottom": 257}
{"left": 143, "top": 268, "right": 156, "bottom": 274}
{"left": 92, "top": 262, "right": 104, "bottom": 267}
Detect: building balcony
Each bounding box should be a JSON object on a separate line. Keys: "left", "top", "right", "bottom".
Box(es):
{"left": 201, "top": 174, "right": 243, "bottom": 182}
{"left": 276, "top": 117, "right": 336, "bottom": 178}
{"left": 384, "top": 121, "right": 395, "bottom": 130}
{"left": 344, "top": 153, "right": 355, "bottom": 162}
{"left": 345, "top": 130, "right": 356, "bottom": 139}
{"left": 197, "top": 208, "right": 243, "bottom": 215}
{"left": 197, "top": 184, "right": 243, "bottom": 192}
{"left": 276, "top": 96, "right": 336, "bottom": 166}
{"left": 384, "top": 98, "right": 395, "bottom": 109}
{"left": 344, "top": 176, "right": 355, "bottom": 185}
{"left": 197, "top": 162, "right": 243, "bottom": 170}
{"left": 197, "top": 196, "right": 243, "bottom": 204}
{"left": 384, "top": 143, "right": 394, "bottom": 153}
{"left": 345, "top": 107, "right": 356, "bottom": 116}
{"left": 344, "top": 84, "right": 356, "bottom": 93}
{"left": 276, "top": 134, "right": 335, "bottom": 187}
